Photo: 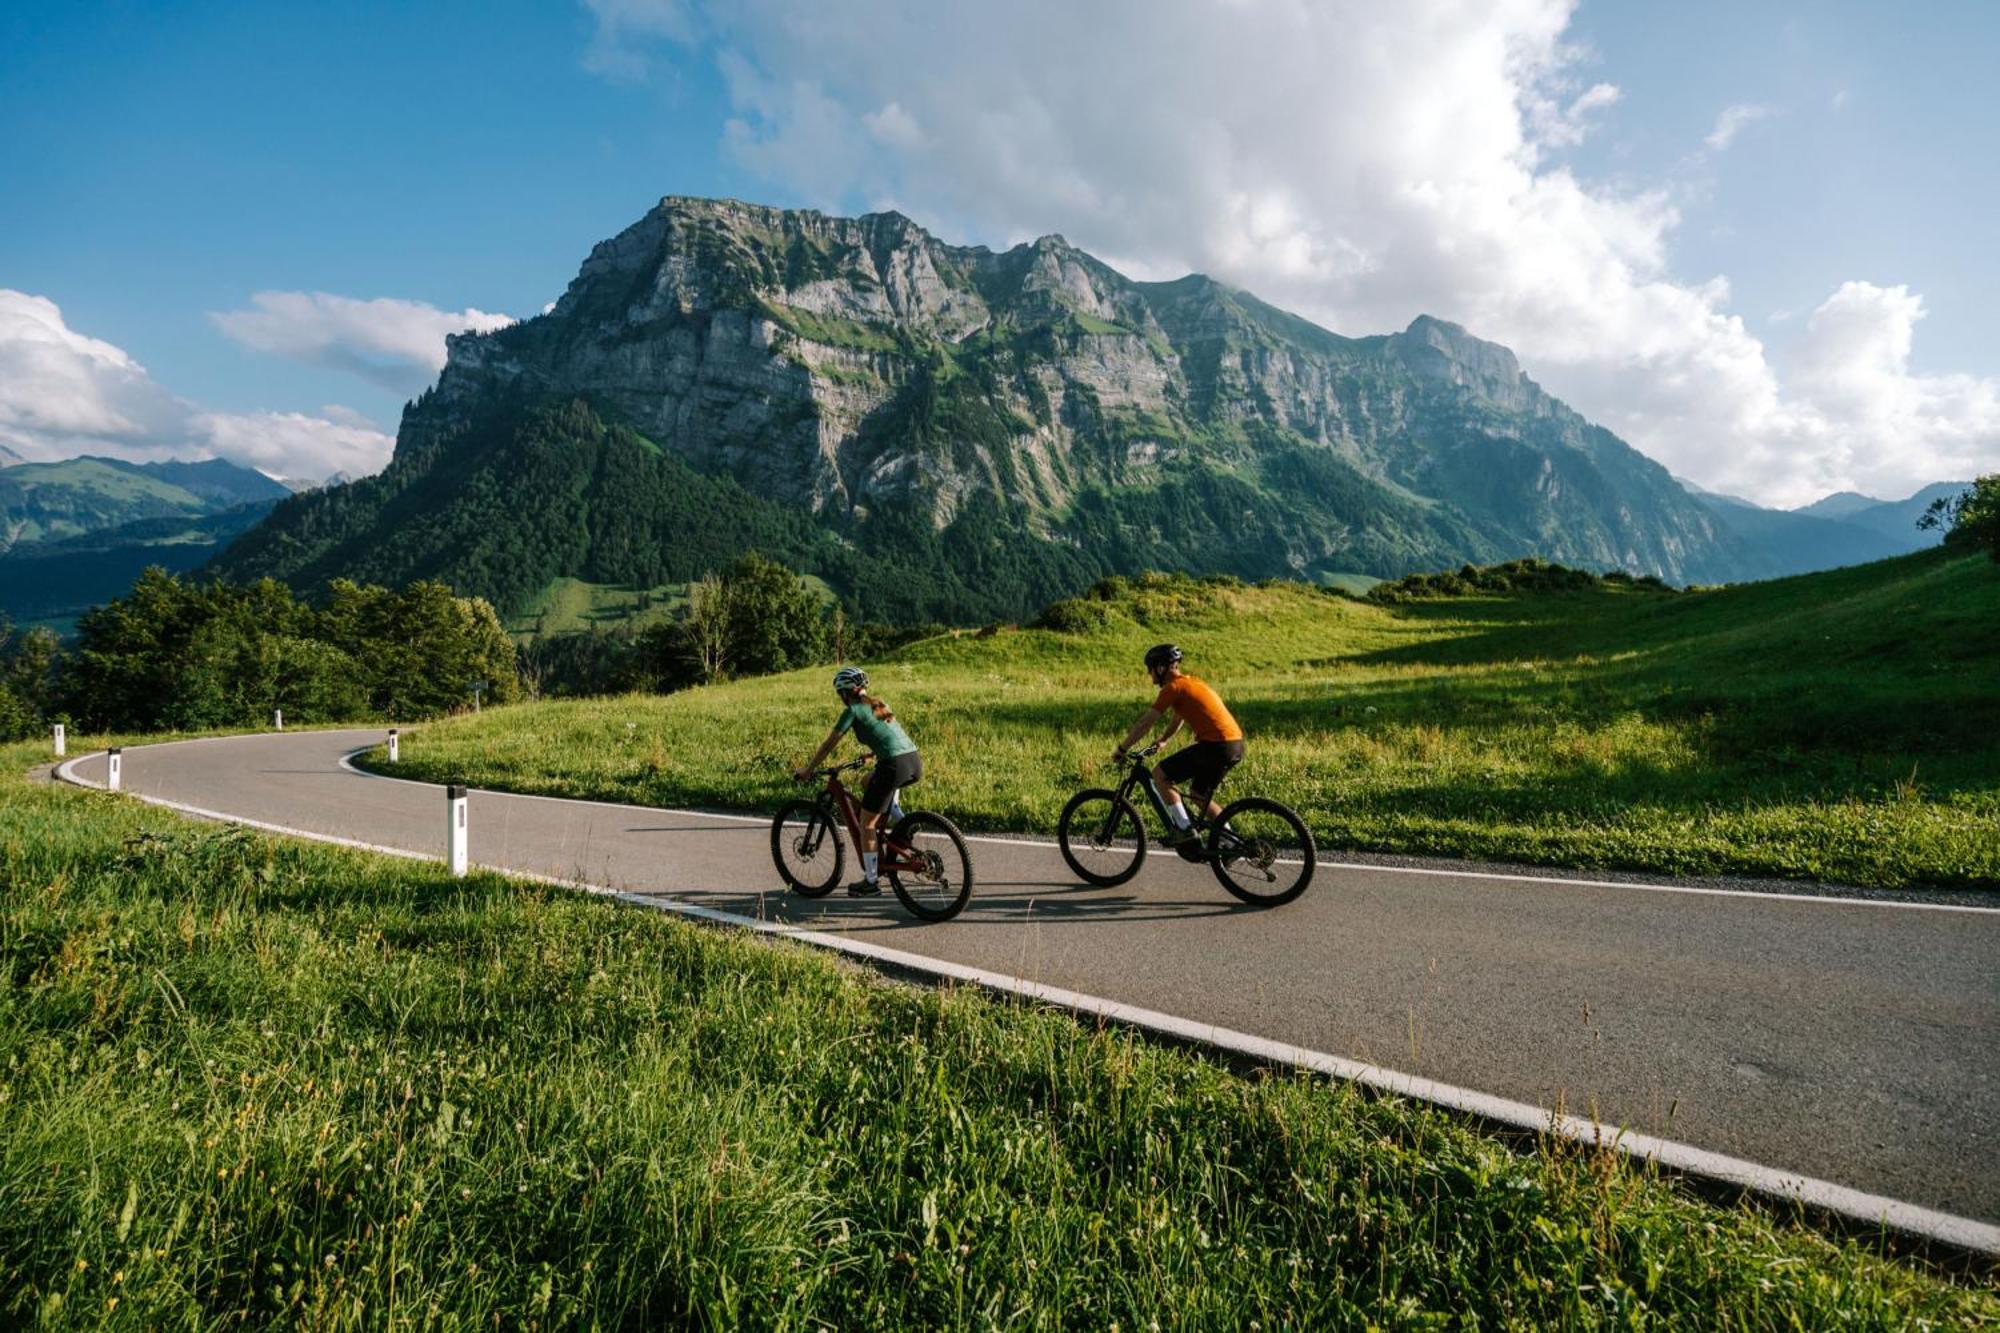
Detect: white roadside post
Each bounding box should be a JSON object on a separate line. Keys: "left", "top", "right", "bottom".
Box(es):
{"left": 273, "top": 708, "right": 284, "bottom": 731}
{"left": 447, "top": 784, "right": 468, "bottom": 877}
{"left": 52, "top": 724, "right": 65, "bottom": 758}
{"left": 107, "top": 747, "right": 122, "bottom": 792}
{"left": 387, "top": 728, "right": 400, "bottom": 763}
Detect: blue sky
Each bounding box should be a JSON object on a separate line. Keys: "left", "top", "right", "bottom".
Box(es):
{"left": 2, "top": 0, "right": 1994, "bottom": 502}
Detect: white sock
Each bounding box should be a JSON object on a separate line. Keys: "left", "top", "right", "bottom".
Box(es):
{"left": 1165, "top": 798, "right": 1190, "bottom": 829}
{"left": 862, "top": 851, "right": 878, "bottom": 880}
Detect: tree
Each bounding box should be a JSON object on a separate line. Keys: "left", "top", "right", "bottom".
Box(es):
{"left": 680, "top": 573, "right": 732, "bottom": 683}
{"left": 1920, "top": 474, "right": 2000, "bottom": 563}
{"left": 716, "top": 553, "right": 827, "bottom": 677}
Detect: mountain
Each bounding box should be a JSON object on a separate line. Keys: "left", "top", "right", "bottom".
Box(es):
{"left": 0, "top": 502, "right": 282, "bottom": 627}
{"left": 1, "top": 455, "right": 290, "bottom": 554}
{"left": 1795, "top": 491, "right": 1879, "bottom": 522}
{"left": 213, "top": 196, "right": 1769, "bottom": 621}
{"left": 1801, "top": 483, "right": 1968, "bottom": 545}
{"left": 1671, "top": 479, "right": 1966, "bottom": 581}
{"left": 0, "top": 442, "right": 23, "bottom": 466}
{"left": 0, "top": 456, "right": 291, "bottom": 626}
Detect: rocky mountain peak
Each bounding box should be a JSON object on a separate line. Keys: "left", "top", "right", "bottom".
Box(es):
{"left": 327, "top": 195, "right": 1767, "bottom": 599}
{"left": 1388, "top": 314, "right": 1530, "bottom": 409}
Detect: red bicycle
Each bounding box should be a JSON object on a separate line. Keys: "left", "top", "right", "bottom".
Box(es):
{"left": 770, "top": 755, "right": 975, "bottom": 921}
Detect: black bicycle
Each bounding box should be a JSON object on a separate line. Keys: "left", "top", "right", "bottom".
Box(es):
{"left": 771, "top": 755, "right": 975, "bottom": 922}
{"left": 1057, "top": 741, "right": 1316, "bottom": 906}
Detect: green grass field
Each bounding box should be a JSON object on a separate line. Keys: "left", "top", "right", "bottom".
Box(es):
{"left": 507, "top": 574, "right": 842, "bottom": 643}
{"left": 505, "top": 577, "right": 688, "bottom": 641}
{"left": 383, "top": 549, "right": 2000, "bottom": 891}
{"left": 4, "top": 742, "right": 1994, "bottom": 1326}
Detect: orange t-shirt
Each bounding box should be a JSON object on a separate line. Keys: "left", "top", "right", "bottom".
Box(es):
{"left": 1153, "top": 674, "right": 1243, "bottom": 743}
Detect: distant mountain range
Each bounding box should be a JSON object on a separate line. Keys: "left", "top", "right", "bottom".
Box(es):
{"left": 0, "top": 455, "right": 292, "bottom": 625}
{"left": 1674, "top": 479, "right": 1962, "bottom": 580}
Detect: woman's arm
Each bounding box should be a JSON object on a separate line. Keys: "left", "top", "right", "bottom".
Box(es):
{"left": 793, "top": 726, "right": 844, "bottom": 781}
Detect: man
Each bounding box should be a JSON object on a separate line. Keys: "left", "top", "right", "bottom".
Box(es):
{"left": 1113, "top": 643, "right": 1244, "bottom": 845}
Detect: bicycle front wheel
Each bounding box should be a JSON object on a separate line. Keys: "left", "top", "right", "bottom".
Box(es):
{"left": 885, "top": 811, "right": 974, "bottom": 922}
{"left": 1207, "top": 797, "right": 1316, "bottom": 907}
{"left": 1057, "top": 789, "right": 1148, "bottom": 886}
{"left": 771, "top": 800, "right": 843, "bottom": 896}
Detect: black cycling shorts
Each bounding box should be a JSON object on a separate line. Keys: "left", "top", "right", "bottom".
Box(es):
{"left": 1159, "top": 739, "right": 1244, "bottom": 800}
{"left": 862, "top": 750, "right": 922, "bottom": 813}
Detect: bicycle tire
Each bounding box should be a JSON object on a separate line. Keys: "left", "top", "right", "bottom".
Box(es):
{"left": 1057, "top": 788, "right": 1148, "bottom": 887}
{"left": 885, "top": 811, "right": 974, "bottom": 922}
{"left": 771, "top": 799, "right": 843, "bottom": 896}
{"left": 1206, "top": 796, "right": 1316, "bottom": 907}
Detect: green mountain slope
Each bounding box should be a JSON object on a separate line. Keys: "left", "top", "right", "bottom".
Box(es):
{"left": 0, "top": 501, "right": 280, "bottom": 627}
{"left": 1, "top": 455, "right": 288, "bottom": 553}
{"left": 381, "top": 547, "right": 2000, "bottom": 891}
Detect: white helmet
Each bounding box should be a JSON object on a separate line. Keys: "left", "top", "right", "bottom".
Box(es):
{"left": 833, "top": 666, "right": 869, "bottom": 693}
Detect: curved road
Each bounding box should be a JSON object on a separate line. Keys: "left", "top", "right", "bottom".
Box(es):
{"left": 56, "top": 729, "right": 2000, "bottom": 1242}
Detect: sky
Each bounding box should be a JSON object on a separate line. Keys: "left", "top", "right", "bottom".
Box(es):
{"left": 1, "top": 0, "right": 1994, "bottom": 505}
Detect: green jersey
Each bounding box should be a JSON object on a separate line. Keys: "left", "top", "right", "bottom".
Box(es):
{"left": 834, "top": 700, "right": 917, "bottom": 760}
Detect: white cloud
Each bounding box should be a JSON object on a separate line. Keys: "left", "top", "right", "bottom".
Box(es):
{"left": 0, "top": 288, "right": 394, "bottom": 480}
{"left": 211, "top": 291, "right": 514, "bottom": 395}
{"left": 192, "top": 410, "right": 394, "bottom": 482}
{"left": 585, "top": 0, "right": 1997, "bottom": 505}
{"left": 1704, "top": 103, "right": 1773, "bottom": 151}
{"left": 581, "top": 0, "right": 694, "bottom": 81}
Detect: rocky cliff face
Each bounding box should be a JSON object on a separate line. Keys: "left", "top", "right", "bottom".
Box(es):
{"left": 224, "top": 196, "right": 1756, "bottom": 615}
{"left": 399, "top": 197, "right": 1737, "bottom": 580}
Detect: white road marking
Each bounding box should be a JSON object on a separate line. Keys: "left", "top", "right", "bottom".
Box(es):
{"left": 52, "top": 739, "right": 2000, "bottom": 1257}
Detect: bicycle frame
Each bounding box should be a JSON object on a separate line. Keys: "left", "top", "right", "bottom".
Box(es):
{"left": 808, "top": 760, "right": 922, "bottom": 872}
{"left": 1111, "top": 745, "right": 1245, "bottom": 857}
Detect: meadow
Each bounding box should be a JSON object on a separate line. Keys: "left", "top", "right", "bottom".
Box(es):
{"left": 4, "top": 740, "right": 1995, "bottom": 1326}
{"left": 382, "top": 548, "right": 2000, "bottom": 891}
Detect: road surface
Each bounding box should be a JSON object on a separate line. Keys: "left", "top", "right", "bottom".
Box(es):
{"left": 56, "top": 728, "right": 2000, "bottom": 1238}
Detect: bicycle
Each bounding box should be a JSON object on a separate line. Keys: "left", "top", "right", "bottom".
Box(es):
{"left": 770, "top": 755, "right": 975, "bottom": 921}
{"left": 1057, "top": 741, "right": 1316, "bottom": 906}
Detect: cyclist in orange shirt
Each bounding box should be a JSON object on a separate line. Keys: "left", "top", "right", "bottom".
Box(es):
{"left": 1113, "top": 643, "right": 1244, "bottom": 845}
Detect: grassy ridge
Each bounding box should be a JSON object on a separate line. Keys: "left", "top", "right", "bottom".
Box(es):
{"left": 385, "top": 550, "right": 2000, "bottom": 890}
{"left": 4, "top": 746, "right": 1994, "bottom": 1326}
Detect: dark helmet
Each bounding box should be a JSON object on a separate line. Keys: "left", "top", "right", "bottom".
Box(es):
{"left": 1143, "top": 643, "right": 1183, "bottom": 670}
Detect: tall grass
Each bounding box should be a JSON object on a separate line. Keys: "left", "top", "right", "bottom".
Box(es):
{"left": 383, "top": 550, "right": 2000, "bottom": 890}
{"left": 3, "top": 747, "right": 1993, "bottom": 1326}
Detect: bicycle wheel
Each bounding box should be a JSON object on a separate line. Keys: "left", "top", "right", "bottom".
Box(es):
{"left": 1057, "top": 789, "right": 1148, "bottom": 886}
{"left": 885, "top": 811, "right": 974, "bottom": 922}
{"left": 1207, "top": 797, "right": 1316, "bottom": 907}
{"left": 771, "top": 800, "right": 843, "bottom": 896}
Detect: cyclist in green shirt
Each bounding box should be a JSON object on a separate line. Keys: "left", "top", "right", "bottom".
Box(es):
{"left": 794, "top": 666, "right": 923, "bottom": 895}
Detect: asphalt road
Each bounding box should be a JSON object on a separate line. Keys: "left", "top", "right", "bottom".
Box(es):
{"left": 60, "top": 728, "right": 2000, "bottom": 1227}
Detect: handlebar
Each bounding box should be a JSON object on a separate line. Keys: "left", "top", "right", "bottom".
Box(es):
{"left": 801, "top": 754, "right": 872, "bottom": 780}
{"left": 1116, "top": 741, "right": 1165, "bottom": 762}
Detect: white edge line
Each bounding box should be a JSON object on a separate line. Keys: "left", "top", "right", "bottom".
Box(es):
{"left": 52, "top": 744, "right": 2000, "bottom": 1259}
{"left": 327, "top": 739, "right": 2000, "bottom": 917}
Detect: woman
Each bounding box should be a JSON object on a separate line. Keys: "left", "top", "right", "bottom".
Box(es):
{"left": 794, "top": 666, "right": 922, "bottom": 896}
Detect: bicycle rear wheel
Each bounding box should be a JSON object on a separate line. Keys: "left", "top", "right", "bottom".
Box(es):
{"left": 771, "top": 799, "right": 843, "bottom": 896}
{"left": 1057, "top": 789, "right": 1147, "bottom": 886}
{"left": 1206, "top": 797, "right": 1315, "bottom": 907}
{"left": 885, "top": 811, "right": 973, "bottom": 921}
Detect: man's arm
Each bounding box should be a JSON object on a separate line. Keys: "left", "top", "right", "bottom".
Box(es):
{"left": 1116, "top": 707, "right": 1165, "bottom": 757}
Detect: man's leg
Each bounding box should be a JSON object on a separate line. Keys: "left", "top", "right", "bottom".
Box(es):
{"left": 1153, "top": 763, "right": 1193, "bottom": 830}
